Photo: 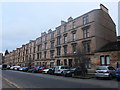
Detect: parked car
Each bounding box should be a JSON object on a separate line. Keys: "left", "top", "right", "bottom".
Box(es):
{"left": 54, "top": 66, "right": 70, "bottom": 75}
{"left": 38, "top": 67, "right": 46, "bottom": 73}
{"left": 19, "top": 67, "right": 24, "bottom": 71}
{"left": 7, "top": 66, "right": 11, "bottom": 70}
{"left": 14, "top": 66, "right": 20, "bottom": 70}
{"left": 95, "top": 66, "right": 116, "bottom": 79}
{"left": 19, "top": 67, "right": 29, "bottom": 72}
{"left": 42, "top": 68, "right": 50, "bottom": 74}
{"left": 63, "top": 67, "right": 87, "bottom": 77}
{"left": 10, "top": 66, "right": 20, "bottom": 70}
{"left": 10, "top": 66, "right": 15, "bottom": 70}
{"left": 32, "top": 66, "right": 42, "bottom": 73}
{"left": 115, "top": 67, "right": 120, "bottom": 81}
{"left": 27, "top": 68, "right": 34, "bottom": 72}
{"left": 48, "top": 67, "right": 55, "bottom": 75}
{"left": 2, "top": 64, "right": 7, "bottom": 70}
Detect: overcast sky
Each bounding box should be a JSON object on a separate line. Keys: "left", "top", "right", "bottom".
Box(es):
{"left": 0, "top": 1, "right": 119, "bottom": 53}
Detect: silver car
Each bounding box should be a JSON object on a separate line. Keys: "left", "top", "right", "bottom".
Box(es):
{"left": 95, "top": 66, "right": 115, "bottom": 79}
{"left": 54, "top": 66, "right": 70, "bottom": 75}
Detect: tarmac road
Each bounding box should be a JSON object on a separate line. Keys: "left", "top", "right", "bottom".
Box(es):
{"left": 2, "top": 70, "right": 120, "bottom": 89}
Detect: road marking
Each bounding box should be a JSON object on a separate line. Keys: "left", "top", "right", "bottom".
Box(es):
{"left": 2, "top": 77, "right": 25, "bottom": 90}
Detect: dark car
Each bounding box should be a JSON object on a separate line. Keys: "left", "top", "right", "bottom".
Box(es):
{"left": 38, "top": 67, "right": 46, "bottom": 73}
{"left": 27, "top": 68, "right": 34, "bottom": 72}
{"left": 48, "top": 67, "right": 55, "bottom": 74}
{"left": 19, "top": 67, "right": 29, "bottom": 72}
{"left": 115, "top": 67, "right": 120, "bottom": 81}
{"left": 63, "top": 67, "right": 87, "bottom": 77}
{"left": 32, "top": 66, "right": 43, "bottom": 73}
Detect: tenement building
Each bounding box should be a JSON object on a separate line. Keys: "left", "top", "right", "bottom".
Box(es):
{"left": 4, "top": 4, "right": 119, "bottom": 69}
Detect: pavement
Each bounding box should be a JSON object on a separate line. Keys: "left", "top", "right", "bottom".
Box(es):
{"left": 2, "top": 70, "right": 120, "bottom": 89}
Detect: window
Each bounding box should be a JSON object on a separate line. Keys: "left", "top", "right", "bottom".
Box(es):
{"left": 72, "top": 44, "right": 77, "bottom": 54}
{"left": 33, "top": 47, "right": 36, "bottom": 53}
{"left": 50, "top": 50, "right": 54, "bottom": 59}
{"left": 57, "top": 47, "right": 61, "bottom": 56}
{"left": 57, "top": 60, "right": 60, "bottom": 66}
{"left": 44, "top": 51, "right": 47, "bottom": 58}
{"left": 30, "top": 48, "right": 31, "bottom": 53}
{"left": 40, "top": 52, "right": 42, "bottom": 59}
{"left": 64, "top": 59, "right": 67, "bottom": 65}
{"left": 100, "top": 55, "right": 110, "bottom": 66}
{"left": 83, "top": 16, "right": 89, "bottom": 25}
{"left": 83, "top": 29, "right": 90, "bottom": 38}
{"left": 44, "top": 43, "right": 47, "bottom": 50}
{"left": 85, "top": 59, "right": 91, "bottom": 68}
{"left": 64, "top": 46, "right": 67, "bottom": 55}
{"left": 40, "top": 45, "right": 42, "bottom": 51}
{"left": 72, "top": 21, "right": 76, "bottom": 28}
{"left": 37, "top": 45, "right": 40, "bottom": 51}
{"left": 37, "top": 53, "right": 39, "bottom": 59}
{"left": 64, "top": 36, "right": 67, "bottom": 43}
{"left": 51, "top": 42, "right": 54, "bottom": 49}
{"left": 64, "top": 25, "right": 67, "bottom": 32}
{"left": 33, "top": 54, "right": 35, "bottom": 60}
{"left": 57, "top": 28, "right": 61, "bottom": 35}
{"left": 45, "top": 36, "right": 47, "bottom": 41}
{"left": 100, "top": 56, "right": 105, "bottom": 65}
{"left": 51, "top": 32, "right": 54, "bottom": 39}
{"left": 26, "top": 49, "right": 28, "bottom": 54}
{"left": 40, "top": 38, "right": 42, "bottom": 43}
{"left": 73, "top": 33, "right": 76, "bottom": 41}
{"left": 105, "top": 56, "right": 110, "bottom": 65}
{"left": 57, "top": 37, "right": 61, "bottom": 45}
{"left": 83, "top": 41, "right": 90, "bottom": 53}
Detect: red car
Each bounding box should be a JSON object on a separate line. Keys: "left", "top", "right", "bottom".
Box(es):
{"left": 38, "top": 67, "right": 46, "bottom": 73}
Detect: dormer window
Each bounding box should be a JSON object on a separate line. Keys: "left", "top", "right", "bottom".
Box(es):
{"left": 64, "top": 25, "right": 67, "bottom": 32}
{"left": 72, "top": 21, "right": 76, "bottom": 28}
{"left": 83, "top": 15, "right": 89, "bottom": 25}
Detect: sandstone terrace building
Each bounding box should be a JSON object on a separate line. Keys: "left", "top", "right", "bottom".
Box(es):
{"left": 4, "top": 4, "right": 119, "bottom": 69}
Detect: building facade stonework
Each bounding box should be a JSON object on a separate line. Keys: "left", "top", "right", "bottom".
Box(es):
{"left": 4, "top": 4, "right": 119, "bottom": 69}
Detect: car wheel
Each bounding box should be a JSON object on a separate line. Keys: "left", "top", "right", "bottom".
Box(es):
{"left": 72, "top": 73, "right": 75, "bottom": 77}
{"left": 117, "top": 78, "right": 120, "bottom": 81}
{"left": 109, "top": 75, "right": 113, "bottom": 80}
{"left": 95, "top": 77, "right": 99, "bottom": 79}
{"left": 61, "top": 71, "right": 64, "bottom": 76}
{"left": 32, "top": 71, "right": 35, "bottom": 73}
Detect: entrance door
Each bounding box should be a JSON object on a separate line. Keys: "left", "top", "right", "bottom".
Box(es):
{"left": 68, "top": 59, "right": 72, "bottom": 67}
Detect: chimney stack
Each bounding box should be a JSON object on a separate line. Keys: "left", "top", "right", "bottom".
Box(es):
{"left": 100, "top": 4, "right": 108, "bottom": 13}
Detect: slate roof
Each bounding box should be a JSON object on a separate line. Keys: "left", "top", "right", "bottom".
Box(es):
{"left": 97, "top": 41, "right": 120, "bottom": 52}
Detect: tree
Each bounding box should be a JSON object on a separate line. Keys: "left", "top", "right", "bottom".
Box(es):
{"left": 5, "top": 50, "right": 9, "bottom": 55}
{"left": 73, "top": 46, "right": 88, "bottom": 76}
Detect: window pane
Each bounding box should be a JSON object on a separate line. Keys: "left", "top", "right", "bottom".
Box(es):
{"left": 100, "top": 56, "right": 104, "bottom": 65}
{"left": 106, "top": 56, "right": 110, "bottom": 65}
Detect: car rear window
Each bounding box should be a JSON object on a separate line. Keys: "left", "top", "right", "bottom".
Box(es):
{"left": 70, "top": 68, "right": 76, "bottom": 70}
{"left": 61, "top": 67, "right": 69, "bottom": 69}
{"left": 96, "top": 67, "right": 107, "bottom": 70}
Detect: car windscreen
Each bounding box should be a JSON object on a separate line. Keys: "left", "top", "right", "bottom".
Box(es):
{"left": 96, "top": 67, "right": 107, "bottom": 70}
{"left": 108, "top": 67, "right": 115, "bottom": 70}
